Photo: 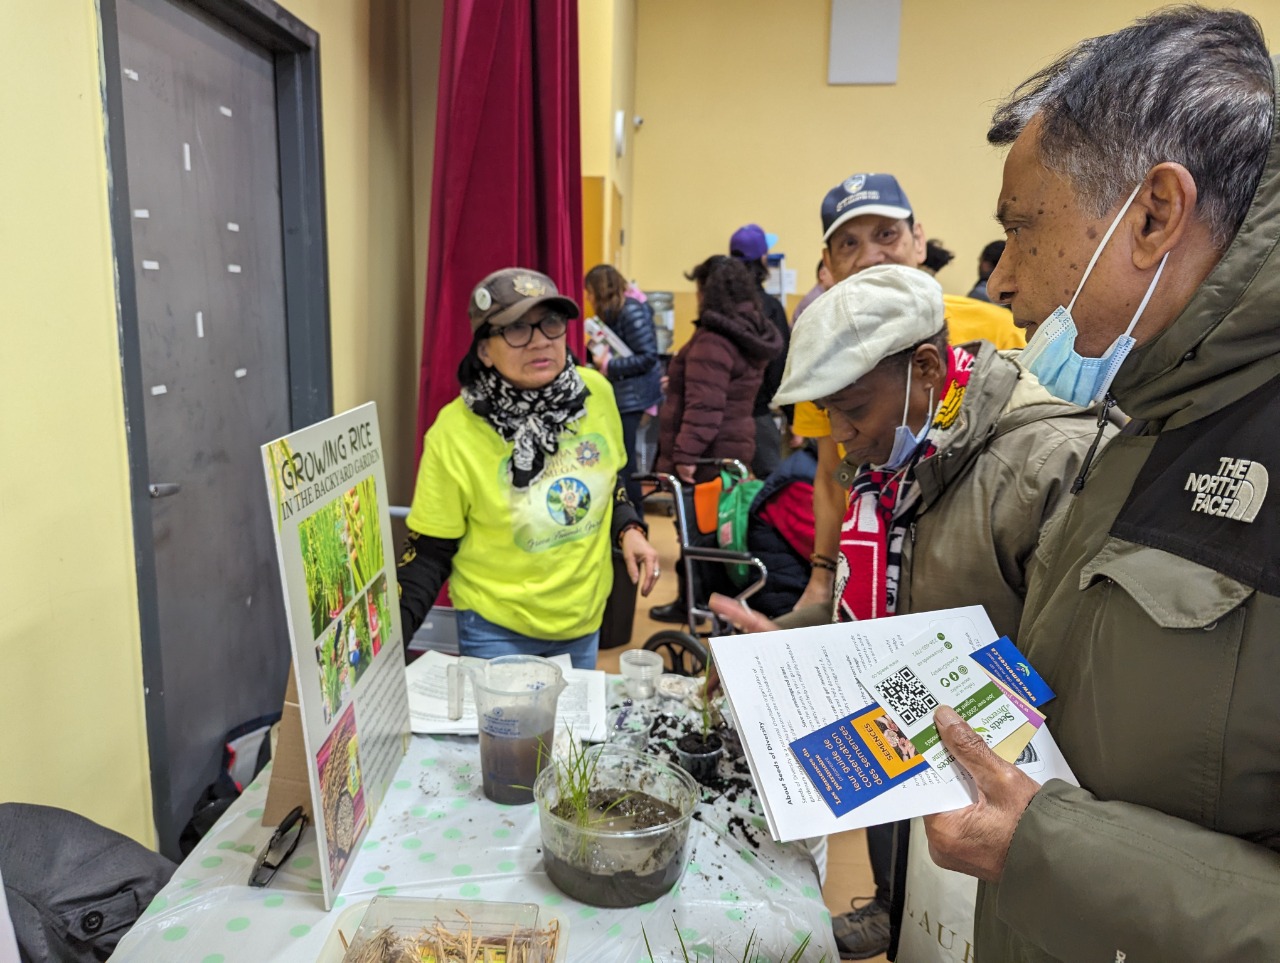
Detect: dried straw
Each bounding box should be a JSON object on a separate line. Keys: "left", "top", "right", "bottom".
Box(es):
{"left": 341, "top": 915, "right": 561, "bottom": 963}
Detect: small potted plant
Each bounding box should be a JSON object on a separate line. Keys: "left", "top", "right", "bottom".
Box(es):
{"left": 534, "top": 739, "right": 697, "bottom": 908}
{"left": 674, "top": 662, "right": 723, "bottom": 784}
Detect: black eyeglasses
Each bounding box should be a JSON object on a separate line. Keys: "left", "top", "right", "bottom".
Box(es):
{"left": 490, "top": 314, "right": 568, "bottom": 347}
{"left": 248, "top": 806, "right": 308, "bottom": 888}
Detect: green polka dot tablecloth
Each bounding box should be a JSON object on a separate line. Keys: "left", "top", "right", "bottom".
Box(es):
{"left": 113, "top": 729, "right": 835, "bottom": 961}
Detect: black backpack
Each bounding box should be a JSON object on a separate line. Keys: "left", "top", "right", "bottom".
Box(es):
{"left": 178, "top": 712, "right": 279, "bottom": 856}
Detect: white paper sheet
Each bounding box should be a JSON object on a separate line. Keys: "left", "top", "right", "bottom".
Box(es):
{"left": 709, "top": 606, "right": 1077, "bottom": 842}
{"left": 405, "top": 651, "right": 608, "bottom": 741}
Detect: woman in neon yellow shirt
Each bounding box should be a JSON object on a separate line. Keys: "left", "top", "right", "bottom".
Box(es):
{"left": 397, "top": 268, "right": 660, "bottom": 668}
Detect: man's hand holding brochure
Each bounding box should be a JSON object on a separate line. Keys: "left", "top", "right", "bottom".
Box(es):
{"left": 707, "top": 605, "right": 1075, "bottom": 842}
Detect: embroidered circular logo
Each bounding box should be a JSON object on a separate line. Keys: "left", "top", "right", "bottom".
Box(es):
{"left": 473, "top": 287, "right": 492, "bottom": 311}
{"left": 844, "top": 174, "right": 866, "bottom": 194}
{"left": 547, "top": 477, "right": 591, "bottom": 526}
{"left": 575, "top": 440, "right": 601, "bottom": 467}
{"left": 513, "top": 273, "right": 547, "bottom": 298}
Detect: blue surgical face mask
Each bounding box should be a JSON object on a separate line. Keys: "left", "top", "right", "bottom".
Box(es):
{"left": 876, "top": 363, "right": 935, "bottom": 472}
{"left": 1020, "top": 183, "right": 1170, "bottom": 407}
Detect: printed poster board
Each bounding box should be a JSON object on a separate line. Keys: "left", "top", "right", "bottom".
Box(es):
{"left": 261, "top": 403, "right": 410, "bottom": 909}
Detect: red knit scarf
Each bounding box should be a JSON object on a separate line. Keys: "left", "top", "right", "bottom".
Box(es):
{"left": 835, "top": 345, "right": 975, "bottom": 623}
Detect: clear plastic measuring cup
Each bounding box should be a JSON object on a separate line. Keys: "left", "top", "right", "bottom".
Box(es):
{"left": 447, "top": 655, "right": 566, "bottom": 804}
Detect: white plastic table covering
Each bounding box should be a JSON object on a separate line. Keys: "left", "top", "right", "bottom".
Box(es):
{"left": 112, "top": 689, "right": 837, "bottom": 962}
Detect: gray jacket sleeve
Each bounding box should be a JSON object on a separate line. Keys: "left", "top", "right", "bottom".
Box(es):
{"left": 995, "top": 780, "right": 1280, "bottom": 961}
{"left": 0, "top": 803, "right": 176, "bottom": 962}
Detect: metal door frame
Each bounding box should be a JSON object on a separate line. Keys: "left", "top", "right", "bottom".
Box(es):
{"left": 99, "top": 0, "right": 332, "bottom": 854}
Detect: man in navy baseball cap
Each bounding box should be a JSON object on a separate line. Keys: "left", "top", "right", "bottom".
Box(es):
{"left": 821, "top": 172, "right": 915, "bottom": 240}
{"left": 819, "top": 173, "right": 923, "bottom": 278}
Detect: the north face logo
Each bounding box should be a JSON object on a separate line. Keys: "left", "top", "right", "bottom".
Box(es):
{"left": 1185, "top": 457, "right": 1269, "bottom": 522}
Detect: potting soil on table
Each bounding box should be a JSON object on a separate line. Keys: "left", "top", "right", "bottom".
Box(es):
{"left": 643, "top": 707, "right": 765, "bottom": 850}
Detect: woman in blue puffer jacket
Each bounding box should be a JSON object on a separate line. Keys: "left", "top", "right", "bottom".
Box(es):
{"left": 584, "top": 264, "right": 663, "bottom": 509}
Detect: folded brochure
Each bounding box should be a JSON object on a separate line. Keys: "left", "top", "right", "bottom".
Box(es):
{"left": 791, "top": 632, "right": 1051, "bottom": 818}
{"left": 861, "top": 628, "right": 1043, "bottom": 773}
{"left": 708, "top": 606, "right": 1077, "bottom": 841}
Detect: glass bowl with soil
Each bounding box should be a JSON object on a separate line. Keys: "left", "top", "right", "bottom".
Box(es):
{"left": 534, "top": 745, "right": 697, "bottom": 908}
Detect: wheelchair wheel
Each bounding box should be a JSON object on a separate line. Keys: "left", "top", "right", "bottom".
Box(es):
{"left": 644, "top": 630, "right": 709, "bottom": 677}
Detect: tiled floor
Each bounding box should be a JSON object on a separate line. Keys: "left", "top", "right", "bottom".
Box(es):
{"left": 600, "top": 505, "right": 888, "bottom": 963}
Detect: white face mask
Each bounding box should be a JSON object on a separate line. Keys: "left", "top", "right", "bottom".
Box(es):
{"left": 875, "top": 362, "right": 935, "bottom": 472}
{"left": 1019, "top": 183, "right": 1170, "bottom": 407}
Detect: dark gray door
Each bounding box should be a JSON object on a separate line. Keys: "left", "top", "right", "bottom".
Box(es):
{"left": 117, "top": 0, "right": 292, "bottom": 856}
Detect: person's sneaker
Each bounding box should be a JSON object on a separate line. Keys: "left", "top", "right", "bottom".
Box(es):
{"left": 832, "top": 897, "right": 891, "bottom": 960}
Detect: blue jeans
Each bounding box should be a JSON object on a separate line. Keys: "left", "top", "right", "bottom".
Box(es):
{"left": 455, "top": 609, "right": 600, "bottom": 669}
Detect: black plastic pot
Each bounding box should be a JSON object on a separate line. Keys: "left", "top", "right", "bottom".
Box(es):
{"left": 674, "top": 731, "right": 723, "bottom": 784}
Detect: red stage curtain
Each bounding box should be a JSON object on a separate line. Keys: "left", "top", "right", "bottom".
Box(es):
{"left": 415, "top": 0, "right": 584, "bottom": 449}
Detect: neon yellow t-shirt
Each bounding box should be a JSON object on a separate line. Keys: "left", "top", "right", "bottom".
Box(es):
{"left": 406, "top": 367, "right": 624, "bottom": 640}
{"left": 943, "top": 293, "right": 1024, "bottom": 350}
{"left": 791, "top": 294, "right": 1024, "bottom": 439}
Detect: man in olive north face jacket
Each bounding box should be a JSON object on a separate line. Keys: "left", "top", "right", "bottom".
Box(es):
{"left": 922, "top": 10, "right": 1280, "bottom": 963}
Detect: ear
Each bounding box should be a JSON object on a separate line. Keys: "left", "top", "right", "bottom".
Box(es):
{"left": 911, "top": 222, "right": 927, "bottom": 265}
{"left": 1131, "top": 163, "right": 1199, "bottom": 269}
{"left": 915, "top": 342, "right": 947, "bottom": 385}
{"left": 477, "top": 339, "right": 494, "bottom": 367}
{"left": 821, "top": 245, "right": 835, "bottom": 277}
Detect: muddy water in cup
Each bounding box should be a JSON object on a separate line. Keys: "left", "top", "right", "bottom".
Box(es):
{"left": 479, "top": 711, "right": 554, "bottom": 804}
{"left": 455, "top": 654, "right": 565, "bottom": 804}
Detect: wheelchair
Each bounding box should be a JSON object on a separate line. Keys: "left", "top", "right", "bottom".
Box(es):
{"left": 632, "top": 459, "right": 768, "bottom": 676}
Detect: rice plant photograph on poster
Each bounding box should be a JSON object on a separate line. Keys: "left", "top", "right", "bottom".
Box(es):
{"left": 367, "top": 572, "right": 390, "bottom": 658}
{"left": 314, "top": 620, "right": 350, "bottom": 724}
{"left": 342, "top": 476, "right": 384, "bottom": 591}
{"left": 317, "top": 703, "right": 365, "bottom": 887}
{"left": 299, "top": 500, "right": 356, "bottom": 639}
{"left": 345, "top": 590, "right": 375, "bottom": 687}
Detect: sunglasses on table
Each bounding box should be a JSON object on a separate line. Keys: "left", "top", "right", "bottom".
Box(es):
{"left": 488, "top": 313, "right": 568, "bottom": 347}
{"left": 248, "top": 805, "right": 308, "bottom": 888}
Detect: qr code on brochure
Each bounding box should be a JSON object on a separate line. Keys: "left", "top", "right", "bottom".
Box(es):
{"left": 874, "top": 666, "right": 938, "bottom": 727}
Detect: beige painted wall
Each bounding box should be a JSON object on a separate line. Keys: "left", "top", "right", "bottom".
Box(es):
{"left": 0, "top": 2, "right": 155, "bottom": 844}
{"left": 631, "top": 0, "right": 1280, "bottom": 337}
{"left": 579, "top": 0, "right": 638, "bottom": 277}
{"left": 283, "top": 0, "right": 439, "bottom": 501}
{"left": 0, "top": 0, "right": 436, "bottom": 846}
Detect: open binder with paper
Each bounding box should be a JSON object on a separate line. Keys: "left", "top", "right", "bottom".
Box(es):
{"left": 709, "top": 606, "right": 1076, "bottom": 842}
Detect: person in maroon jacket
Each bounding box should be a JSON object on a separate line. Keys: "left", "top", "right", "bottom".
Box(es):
{"left": 650, "top": 255, "right": 782, "bottom": 622}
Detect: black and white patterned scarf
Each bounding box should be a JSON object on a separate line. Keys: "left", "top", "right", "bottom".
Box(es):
{"left": 462, "top": 361, "right": 589, "bottom": 490}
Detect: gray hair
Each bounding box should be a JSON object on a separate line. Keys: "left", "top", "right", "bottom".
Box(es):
{"left": 988, "top": 6, "right": 1274, "bottom": 247}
